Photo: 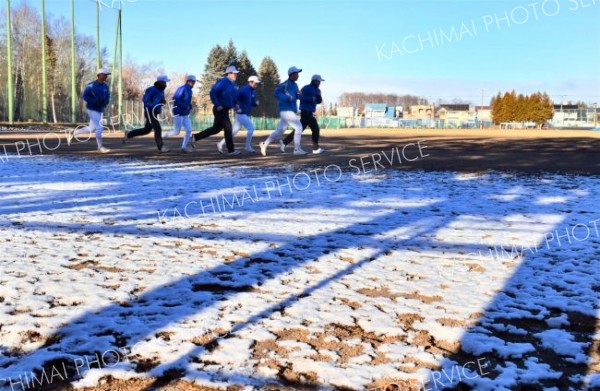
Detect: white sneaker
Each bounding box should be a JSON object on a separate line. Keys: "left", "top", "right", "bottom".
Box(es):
{"left": 227, "top": 150, "right": 241, "bottom": 156}
{"left": 312, "top": 148, "right": 325, "bottom": 155}
{"left": 122, "top": 129, "right": 129, "bottom": 144}
{"left": 66, "top": 130, "right": 74, "bottom": 146}
{"left": 97, "top": 146, "right": 110, "bottom": 154}
{"left": 259, "top": 142, "right": 267, "bottom": 157}
{"left": 217, "top": 142, "right": 225, "bottom": 155}
{"left": 159, "top": 146, "right": 170, "bottom": 153}
{"left": 293, "top": 148, "right": 308, "bottom": 155}
{"left": 279, "top": 140, "right": 286, "bottom": 153}
{"left": 245, "top": 147, "right": 257, "bottom": 153}
{"left": 181, "top": 147, "right": 193, "bottom": 153}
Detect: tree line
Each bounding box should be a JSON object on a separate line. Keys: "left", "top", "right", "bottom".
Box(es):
{"left": 490, "top": 91, "right": 554, "bottom": 126}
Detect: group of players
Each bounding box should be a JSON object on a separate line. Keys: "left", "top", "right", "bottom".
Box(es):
{"left": 67, "top": 65, "right": 325, "bottom": 156}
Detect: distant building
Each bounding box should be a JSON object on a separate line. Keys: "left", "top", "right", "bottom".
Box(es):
{"left": 552, "top": 104, "right": 599, "bottom": 128}
{"left": 407, "top": 105, "right": 434, "bottom": 120}
{"left": 474, "top": 105, "right": 492, "bottom": 122}
{"left": 337, "top": 106, "right": 357, "bottom": 118}
{"left": 364, "top": 103, "right": 395, "bottom": 119}
{"left": 436, "top": 104, "right": 470, "bottom": 127}
{"left": 552, "top": 104, "right": 577, "bottom": 126}
{"left": 395, "top": 106, "right": 404, "bottom": 118}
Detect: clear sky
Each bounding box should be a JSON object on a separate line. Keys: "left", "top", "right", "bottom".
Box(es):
{"left": 36, "top": 0, "right": 600, "bottom": 105}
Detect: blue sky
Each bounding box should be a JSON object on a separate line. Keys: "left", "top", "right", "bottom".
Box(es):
{"left": 37, "top": 0, "right": 600, "bottom": 105}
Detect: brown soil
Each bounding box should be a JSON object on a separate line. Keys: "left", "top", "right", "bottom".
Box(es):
{"left": 1, "top": 128, "right": 599, "bottom": 174}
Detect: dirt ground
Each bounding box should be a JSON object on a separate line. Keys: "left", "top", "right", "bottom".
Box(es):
{"left": 1, "top": 127, "right": 600, "bottom": 174}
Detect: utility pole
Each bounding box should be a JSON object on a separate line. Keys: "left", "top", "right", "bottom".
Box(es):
{"left": 560, "top": 95, "right": 565, "bottom": 128}
{"left": 479, "top": 88, "right": 487, "bottom": 129}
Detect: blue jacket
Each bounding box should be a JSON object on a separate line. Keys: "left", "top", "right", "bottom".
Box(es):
{"left": 299, "top": 83, "right": 323, "bottom": 113}
{"left": 236, "top": 85, "right": 258, "bottom": 115}
{"left": 82, "top": 81, "right": 110, "bottom": 113}
{"left": 210, "top": 77, "right": 237, "bottom": 110}
{"left": 275, "top": 79, "right": 299, "bottom": 112}
{"left": 172, "top": 83, "right": 193, "bottom": 116}
{"left": 143, "top": 83, "right": 167, "bottom": 114}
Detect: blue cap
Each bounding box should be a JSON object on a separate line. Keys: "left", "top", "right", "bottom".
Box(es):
{"left": 157, "top": 75, "right": 171, "bottom": 82}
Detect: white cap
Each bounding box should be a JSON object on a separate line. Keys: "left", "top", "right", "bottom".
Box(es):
{"left": 157, "top": 75, "right": 171, "bottom": 82}
{"left": 288, "top": 66, "right": 302, "bottom": 75}
{"left": 248, "top": 76, "right": 261, "bottom": 84}
{"left": 225, "top": 65, "right": 240, "bottom": 74}
{"left": 186, "top": 75, "right": 198, "bottom": 82}
{"left": 97, "top": 68, "right": 111, "bottom": 75}
{"left": 311, "top": 74, "right": 325, "bottom": 82}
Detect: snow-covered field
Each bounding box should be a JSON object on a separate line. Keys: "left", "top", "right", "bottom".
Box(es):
{"left": 0, "top": 155, "right": 599, "bottom": 390}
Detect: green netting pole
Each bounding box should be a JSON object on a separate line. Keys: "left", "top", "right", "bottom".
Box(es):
{"left": 96, "top": 0, "right": 100, "bottom": 70}
{"left": 6, "top": 0, "right": 14, "bottom": 124}
{"left": 110, "top": 8, "right": 119, "bottom": 98}
{"left": 41, "top": 0, "right": 47, "bottom": 123}
{"left": 70, "top": 0, "right": 76, "bottom": 123}
{"left": 118, "top": 6, "right": 122, "bottom": 128}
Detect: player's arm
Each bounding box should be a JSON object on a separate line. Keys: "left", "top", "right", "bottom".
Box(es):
{"left": 275, "top": 83, "right": 292, "bottom": 102}
{"left": 210, "top": 80, "right": 224, "bottom": 110}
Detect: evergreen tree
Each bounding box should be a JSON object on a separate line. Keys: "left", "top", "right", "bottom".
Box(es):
{"left": 199, "top": 44, "right": 228, "bottom": 113}
{"left": 257, "top": 56, "right": 280, "bottom": 117}
{"left": 505, "top": 90, "right": 517, "bottom": 122}
{"left": 529, "top": 92, "right": 554, "bottom": 127}
{"left": 237, "top": 50, "right": 257, "bottom": 87}
{"left": 516, "top": 94, "right": 526, "bottom": 122}
{"left": 491, "top": 92, "right": 503, "bottom": 124}
{"left": 522, "top": 94, "right": 532, "bottom": 124}
{"left": 224, "top": 39, "right": 239, "bottom": 68}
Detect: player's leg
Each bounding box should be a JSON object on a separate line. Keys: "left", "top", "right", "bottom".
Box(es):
{"left": 150, "top": 115, "right": 166, "bottom": 151}
{"left": 194, "top": 107, "right": 224, "bottom": 142}
{"left": 238, "top": 115, "right": 256, "bottom": 152}
{"left": 181, "top": 116, "right": 193, "bottom": 151}
{"left": 93, "top": 112, "right": 107, "bottom": 151}
{"left": 222, "top": 113, "right": 237, "bottom": 154}
{"left": 164, "top": 115, "right": 183, "bottom": 139}
{"left": 69, "top": 109, "right": 96, "bottom": 145}
{"left": 127, "top": 109, "right": 154, "bottom": 139}
{"left": 289, "top": 112, "right": 306, "bottom": 154}
{"left": 260, "top": 112, "right": 287, "bottom": 156}
{"left": 301, "top": 111, "right": 322, "bottom": 153}
{"left": 219, "top": 113, "right": 242, "bottom": 153}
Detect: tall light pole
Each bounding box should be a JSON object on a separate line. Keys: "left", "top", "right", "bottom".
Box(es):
{"left": 6, "top": 0, "right": 14, "bottom": 123}
{"left": 41, "top": 0, "right": 48, "bottom": 123}
{"left": 70, "top": 0, "right": 76, "bottom": 123}
{"left": 96, "top": 0, "right": 100, "bottom": 70}
{"left": 118, "top": 3, "right": 123, "bottom": 128}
